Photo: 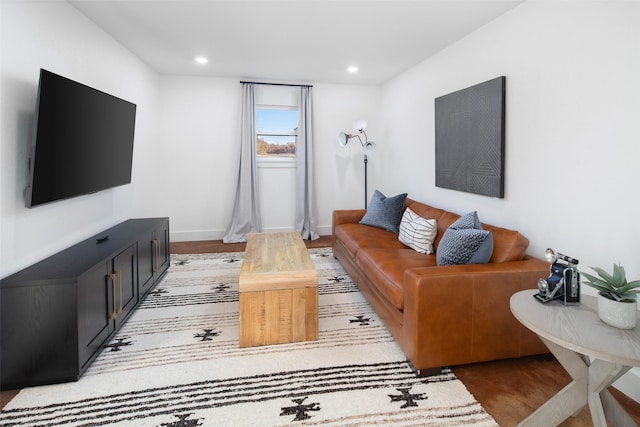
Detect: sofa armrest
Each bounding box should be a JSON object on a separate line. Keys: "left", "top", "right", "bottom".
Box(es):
{"left": 332, "top": 209, "right": 366, "bottom": 251}
{"left": 332, "top": 209, "right": 366, "bottom": 228}
{"left": 402, "top": 257, "right": 549, "bottom": 368}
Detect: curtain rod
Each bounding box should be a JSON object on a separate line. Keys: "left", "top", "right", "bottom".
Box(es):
{"left": 240, "top": 80, "right": 313, "bottom": 88}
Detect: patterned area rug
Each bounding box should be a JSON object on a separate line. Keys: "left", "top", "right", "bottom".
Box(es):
{"left": 1, "top": 248, "right": 497, "bottom": 426}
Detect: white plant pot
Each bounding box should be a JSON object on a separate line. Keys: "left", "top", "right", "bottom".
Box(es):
{"left": 597, "top": 293, "right": 638, "bottom": 329}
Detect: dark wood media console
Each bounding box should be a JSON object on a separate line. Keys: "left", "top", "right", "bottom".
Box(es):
{"left": 0, "top": 218, "right": 170, "bottom": 389}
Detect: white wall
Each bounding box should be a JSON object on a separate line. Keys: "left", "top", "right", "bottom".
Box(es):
{"left": 152, "top": 76, "right": 240, "bottom": 241}
{"left": 0, "top": 0, "right": 381, "bottom": 276}
{"left": 380, "top": 0, "right": 640, "bottom": 284}
{"left": 314, "top": 83, "right": 381, "bottom": 217}
{"left": 378, "top": 0, "right": 640, "bottom": 399}
{"left": 0, "top": 1, "right": 160, "bottom": 277}
{"left": 160, "top": 78, "right": 380, "bottom": 241}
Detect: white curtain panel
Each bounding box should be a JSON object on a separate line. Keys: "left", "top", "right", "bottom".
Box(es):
{"left": 222, "top": 83, "right": 262, "bottom": 243}
{"left": 295, "top": 86, "right": 319, "bottom": 240}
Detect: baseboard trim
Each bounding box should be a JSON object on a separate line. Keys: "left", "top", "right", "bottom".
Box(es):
{"left": 171, "top": 225, "right": 332, "bottom": 242}
{"left": 171, "top": 229, "right": 226, "bottom": 242}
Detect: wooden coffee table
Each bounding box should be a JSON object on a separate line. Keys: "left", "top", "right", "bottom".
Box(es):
{"left": 238, "top": 232, "right": 318, "bottom": 347}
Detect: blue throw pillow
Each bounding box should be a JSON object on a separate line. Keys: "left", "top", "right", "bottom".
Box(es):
{"left": 436, "top": 211, "right": 493, "bottom": 265}
{"left": 359, "top": 190, "right": 408, "bottom": 233}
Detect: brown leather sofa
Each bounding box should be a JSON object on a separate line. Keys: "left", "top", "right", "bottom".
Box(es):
{"left": 332, "top": 197, "right": 550, "bottom": 375}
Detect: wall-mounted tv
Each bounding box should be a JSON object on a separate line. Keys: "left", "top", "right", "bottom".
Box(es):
{"left": 25, "top": 69, "right": 136, "bottom": 208}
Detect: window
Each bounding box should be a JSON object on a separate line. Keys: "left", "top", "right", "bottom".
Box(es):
{"left": 256, "top": 108, "right": 298, "bottom": 159}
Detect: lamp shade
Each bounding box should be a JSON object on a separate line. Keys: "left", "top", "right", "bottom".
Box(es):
{"left": 363, "top": 140, "right": 376, "bottom": 154}
{"left": 338, "top": 132, "right": 349, "bottom": 146}
{"left": 353, "top": 119, "right": 367, "bottom": 132}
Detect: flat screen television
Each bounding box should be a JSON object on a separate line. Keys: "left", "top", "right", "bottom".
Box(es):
{"left": 25, "top": 69, "right": 136, "bottom": 208}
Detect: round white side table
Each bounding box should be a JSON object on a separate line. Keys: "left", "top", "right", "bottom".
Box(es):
{"left": 510, "top": 290, "right": 640, "bottom": 427}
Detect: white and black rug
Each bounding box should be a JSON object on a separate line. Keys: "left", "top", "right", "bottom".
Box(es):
{"left": 1, "top": 248, "right": 497, "bottom": 426}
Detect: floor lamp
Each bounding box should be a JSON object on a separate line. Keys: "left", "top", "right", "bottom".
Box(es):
{"left": 338, "top": 119, "right": 376, "bottom": 209}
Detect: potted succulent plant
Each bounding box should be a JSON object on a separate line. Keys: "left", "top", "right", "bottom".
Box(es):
{"left": 581, "top": 263, "right": 640, "bottom": 329}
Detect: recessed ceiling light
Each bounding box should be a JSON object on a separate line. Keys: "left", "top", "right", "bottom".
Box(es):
{"left": 347, "top": 66, "right": 359, "bottom": 73}
{"left": 195, "top": 56, "right": 208, "bottom": 64}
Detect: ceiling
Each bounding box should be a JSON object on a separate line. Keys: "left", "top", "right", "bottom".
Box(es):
{"left": 69, "top": 0, "right": 523, "bottom": 85}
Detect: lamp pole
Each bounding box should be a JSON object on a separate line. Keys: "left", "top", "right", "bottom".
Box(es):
{"left": 364, "top": 154, "right": 368, "bottom": 209}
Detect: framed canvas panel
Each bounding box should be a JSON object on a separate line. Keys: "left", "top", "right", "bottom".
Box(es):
{"left": 435, "top": 76, "right": 506, "bottom": 198}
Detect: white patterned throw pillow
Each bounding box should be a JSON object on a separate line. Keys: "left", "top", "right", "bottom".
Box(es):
{"left": 398, "top": 208, "right": 438, "bottom": 254}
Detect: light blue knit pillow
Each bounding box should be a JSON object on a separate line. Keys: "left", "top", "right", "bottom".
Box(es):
{"left": 359, "top": 190, "right": 408, "bottom": 233}
{"left": 436, "top": 211, "right": 493, "bottom": 265}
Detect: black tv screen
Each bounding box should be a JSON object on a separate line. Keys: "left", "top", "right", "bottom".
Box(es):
{"left": 25, "top": 69, "right": 136, "bottom": 208}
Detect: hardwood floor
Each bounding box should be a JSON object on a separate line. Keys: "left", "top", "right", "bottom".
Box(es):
{"left": 455, "top": 355, "right": 640, "bottom": 426}
{"left": 3, "top": 235, "right": 639, "bottom": 426}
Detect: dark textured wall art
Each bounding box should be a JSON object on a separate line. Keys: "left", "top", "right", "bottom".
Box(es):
{"left": 435, "top": 76, "right": 505, "bottom": 198}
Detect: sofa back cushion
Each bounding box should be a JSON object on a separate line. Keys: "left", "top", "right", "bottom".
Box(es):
{"left": 481, "top": 223, "right": 529, "bottom": 263}
{"left": 405, "top": 198, "right": 445, "bottom": 222}
{"left": 433, "top": 211, "right": 460, "bottom": 249}
{"left": 403, "top": 198, "right": 529, "bottom": 263}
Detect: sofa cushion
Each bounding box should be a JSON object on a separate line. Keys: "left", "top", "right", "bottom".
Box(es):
{"left": 335, "top": 223, "right": 407, "bottom": 258}
{"left": 482, "top": 224, "right": 530, "bottom": 263}
{"left": 356, "top": 248, "right": 437, "bottom": 310}
{"left": 436, "top": 211, "right": 493, "bottom": 266}
{"left": 398, "top": 208, "right": 437, "bottom": 254}
{"left": 432, "top": 211, "right": 461, "bottom": 249}
{"left": 359, "top": 190, "right": 408, "bottom": 233}
{"left": 404, "top": 199, "right": 446, "bottom": 222}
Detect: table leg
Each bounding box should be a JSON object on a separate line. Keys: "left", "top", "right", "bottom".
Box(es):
{"left": 601, "top": 388, "right": 639, "bottom": 427}
{"left": 587, "top": 359, "right": 628, "bottom": 426}
{"left": 518, "top": 339, "right": 588, "bottom": 426}
{"left": 518, "top": 338, "right": 638, "bottom": 427}
{"left": 596, "top": 363, "right": 638, "bottom": 427}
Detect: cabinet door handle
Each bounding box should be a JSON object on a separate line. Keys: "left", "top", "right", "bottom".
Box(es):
{"left": 109, "top": 273, "right": 117, "bottom": 320}
{"left": 152, "top": 238, "right": 160, "bottom": 272}
{"left": 116, "top": 269, "right": 123, "bottom": 314}
{"left": 151, "top": 238, "right": 157, "bottom": 272}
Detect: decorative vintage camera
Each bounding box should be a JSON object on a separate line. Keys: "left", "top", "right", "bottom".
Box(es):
{"left": 534, "top": 248, "right": 580, "bottom": 305}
